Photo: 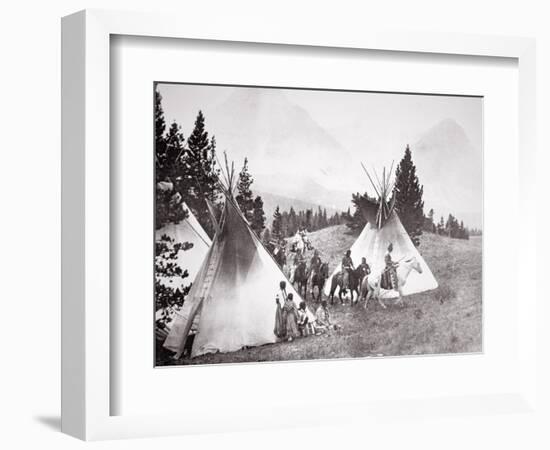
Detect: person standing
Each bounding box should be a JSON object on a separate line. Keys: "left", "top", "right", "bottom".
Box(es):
{"left": 282, "top": 293, "right": 300, "bottom": 341}
{"left": 274, "top": 281, "right": 288, "bottom": 338}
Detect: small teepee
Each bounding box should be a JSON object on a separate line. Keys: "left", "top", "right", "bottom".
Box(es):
{"left": 325, "top": 163, "right": 438, "bottom": 298}
{"left": 155, "top": 201, "right": 212, "bottom": 291}
{"left": 164, "top": 157, "right": 306, "bottom": 358}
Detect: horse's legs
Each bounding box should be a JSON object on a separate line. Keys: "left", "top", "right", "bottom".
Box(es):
{"left": 376, "top": 286, "right": 386, "bottom": 309}
{"left": 365, "top": 289, "right": 372, "bottom": 310}
{"left": 396, "top": 287, "right": 405, "bottom": 307}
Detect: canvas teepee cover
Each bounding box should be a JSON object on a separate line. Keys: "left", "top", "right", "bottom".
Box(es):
{"left": 155, "top": 202, "right": 212, "bottom": 291}
{"left": 324, "top": 164, "right": 438, "bottom": 298}
{"left": 164, "top": 197, "right": 304, "bottom": 358}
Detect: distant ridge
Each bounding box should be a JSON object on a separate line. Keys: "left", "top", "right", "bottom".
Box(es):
{"left": 257, "top": 190, "right": 340, "bottom": 229}
{"left": 414, "top": 118, "right": 482, "bottom": 229}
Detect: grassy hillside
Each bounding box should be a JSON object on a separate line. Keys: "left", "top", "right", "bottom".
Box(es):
{"left": 165, "top": 225, "right": 482, "bottom": 366}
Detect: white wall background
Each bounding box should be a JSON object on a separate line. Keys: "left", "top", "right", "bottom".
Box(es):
{"left": 0, "top": 1, "right": 547, "bottom": 449}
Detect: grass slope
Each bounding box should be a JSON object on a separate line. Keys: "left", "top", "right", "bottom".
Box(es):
{"left": 166, "top": 225, "right": 482, "bottom": 366}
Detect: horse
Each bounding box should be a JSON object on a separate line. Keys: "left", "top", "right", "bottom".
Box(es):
{"left": 328, "top": 267, "right": 365, "bottom": 305}
{"left": 273, "top": 245, "right": 287, "bottom": 268}
{"left": 290, "top": 231, "right": 313, "bottom": 254}
{"left": 310, "top": 262, "right": 329, "bottom": 302}
{"left": 362, "top": 256, "right": 423, "bottom": 309}
{"left": 293, "top": 261, "right": 309, "bottom": 299}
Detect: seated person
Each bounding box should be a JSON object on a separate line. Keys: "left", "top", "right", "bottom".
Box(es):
{"left": 315, "top": 301, "right": 339, "bottom": 334}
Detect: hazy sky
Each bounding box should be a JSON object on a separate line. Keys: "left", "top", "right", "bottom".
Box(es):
{"left": 158, "top": 83, "right": 482, "bottom": 160}
{"left": 157, "top": 83, "right": 483, "bottom": 227}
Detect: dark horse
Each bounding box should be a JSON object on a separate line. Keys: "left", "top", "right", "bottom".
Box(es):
{"left": 310, "top": 262, "right": 329, "bottom": 302}
{"left": 293, "top": 261, "right": 308, "bottom": 299}
{"left": 328, "top": 267, "right": 365, "bottom": 305}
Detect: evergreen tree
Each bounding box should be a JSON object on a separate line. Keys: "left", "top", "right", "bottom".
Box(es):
{"left": 424, "top": 208, "right": 435, "bottom": 233}
{"left": 305, "top": 209, "right": 313, "bottom": 230}
{"left": 235, "top": 158, "right": 255, "bottom": 222}
{"left": 288, "top": 207, "right": 298, "bottom": 236}
{"left": 272, "top": 206, "right": 283, "bottom": 240}
{"left": 154, "top": 91, "right": 186, "bottom": 229}
{"left": 347, "top": 192, "right": 377, "bottom": 231}
{"left": 181, "top": 111, "right": 221, "bottom": 237}
{"left": 437, "top": 216, "right": 445, "bottom": 235}
{"left": 251, "top": 196, "right": 266, "bottom": 235}
{"left": 392, "top": 145, "right": 425, "bottom": 246}
{"left": 155, "top": 231, "right": 192, "bottom": 311}
{"left": 155, "top": 90, "right": 168, "bottom": 183}
{"left": 263, "top": 227, "right": 272, "bottom": 245}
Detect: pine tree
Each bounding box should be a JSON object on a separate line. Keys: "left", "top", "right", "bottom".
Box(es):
{"left": 155, "top": 90, "right": 168, "bottom": 183}
{"left": 305, "top": 209, "right": 313, "bottom": 230}
{"left": 182, "top": 111, "right": 221, "bottom": 237}
{"left": 288, "top": 207, "right": 298, "bottom": 236}
{"left": 165, "top": 121, "right": 185, "bottom": 177}
{"left": 235, "top": 158, "right": 255, "bottom": 222}
{"left": 251, "top": 196, "right": 266, "bottom": 235}
{"left": 437, "top": 216, "right": 445, "bottom": 235}
{"left": 263, "top": 227, "right": 272, "bottom": 245}
{"left": 154, "top": 91, "right": 186, "bottom": 229}
{"left": 392, "top": 145, "right": 425, "bottom": 246}
{"left": 272, "top": 206, "right": 283, "bottom": 241}
{"left": 424, "top": 208, "right": 435, "bottom": 233}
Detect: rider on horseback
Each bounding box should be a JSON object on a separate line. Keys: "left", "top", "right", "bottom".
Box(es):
{"left": 341, "top": 250, "right": 355, "bottom": 291}
{"left": 309, "top": 249, "right": 322, "bottom": 294}
{"left": 290, "top": 249, "right": 305, "bottom": 283}
{"left": 382, "top": 243, "right": 399, "bottom": 290}
{"left": 294, "top": 248, "right": 305, "bottom": 266}
{"left": 357, "top": 257, "right": 371, "bottom": 280}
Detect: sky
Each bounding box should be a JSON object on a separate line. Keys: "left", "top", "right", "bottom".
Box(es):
{"left": 157, "top": 83, "right": 482, "bottom": 157}
{"left": 156, "top": 83, "right": 483, "bottom": 228}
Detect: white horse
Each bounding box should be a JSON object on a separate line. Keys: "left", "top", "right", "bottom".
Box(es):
{"left": 361, "top": 256, "right": 423, "bottom": 309}
{"left": 290, "top": 231, "right": 312, "bottom": 254}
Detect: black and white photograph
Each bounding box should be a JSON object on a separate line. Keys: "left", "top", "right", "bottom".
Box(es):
{"left": 154, "top": 83, "right": 483, "bottom": 366}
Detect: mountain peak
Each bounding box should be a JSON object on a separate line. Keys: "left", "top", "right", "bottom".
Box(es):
{"left": 416, "top": 118, "right": 470, "bottom": 153}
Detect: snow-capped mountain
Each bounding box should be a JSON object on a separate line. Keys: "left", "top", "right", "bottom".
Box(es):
{"left": 207, "top": 88, "right": 355, "bottom": 209}
{"left": 413, "top": 118, "right": 483, "bottom": 228}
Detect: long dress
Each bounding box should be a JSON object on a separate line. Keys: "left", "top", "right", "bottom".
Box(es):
{"left": 274, "top": 289, "right": 287, "bottom": 338}
{"left": 383, "top": 252, "right": 398, "bottom": 290}
{"left": 282, "top": 299, "right": 299, "bottom": 339}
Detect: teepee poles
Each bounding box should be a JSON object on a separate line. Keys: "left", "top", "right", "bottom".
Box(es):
{"left": 360, "top": 160, "right": 398, "bottom": 229}
{"left": 360, "top": 162, "right": 381, "bottom": 198}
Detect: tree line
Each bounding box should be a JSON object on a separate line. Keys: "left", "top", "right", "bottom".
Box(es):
{"left": 155, "top": 89, "right": 268, "bottom": 310}
{"left": 347, "top": 144, "right": 475, "bottom": 245}
{"left": 264, "top": 205, "right": 345, "bottom": 245}
{"left": 423, "top": 209, "right": 474, "bottom": 240}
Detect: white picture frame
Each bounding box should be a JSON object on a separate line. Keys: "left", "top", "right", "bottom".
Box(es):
{"left": 61, "top": 9, "right": 538, "bottom": 441}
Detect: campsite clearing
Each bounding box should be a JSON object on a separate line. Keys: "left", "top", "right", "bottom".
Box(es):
{"left": 161, "top": 224, "right": 482, "bottom": 366}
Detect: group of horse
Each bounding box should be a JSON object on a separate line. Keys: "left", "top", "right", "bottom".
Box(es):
{"left": 287, "top": 250, "right": 424, "bottom": 310}
{"left": 292, "top": 256, "right": 423, "bottom": 309}
{"left": 270, "top": 230, "right": 424, "bottom": 309}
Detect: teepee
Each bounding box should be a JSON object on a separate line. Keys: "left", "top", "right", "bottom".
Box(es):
{"left": 164, "top": 158, "right": 306, "bottom": 358}
{"left": 325, "top": 163, "right": 438, "bottom": 298}
{"left": 155, "top": 201, "right": 212, "bottom": 291}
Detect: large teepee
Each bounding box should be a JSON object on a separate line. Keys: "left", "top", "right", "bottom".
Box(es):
{"left": 155, "top": 202, "right": 212, "bottom": 291}
{"left": 325, "top": 163, "right": 438, "bottom": 298}
{"left": 164, "top": 159, "right": 306, "bottom": 358}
